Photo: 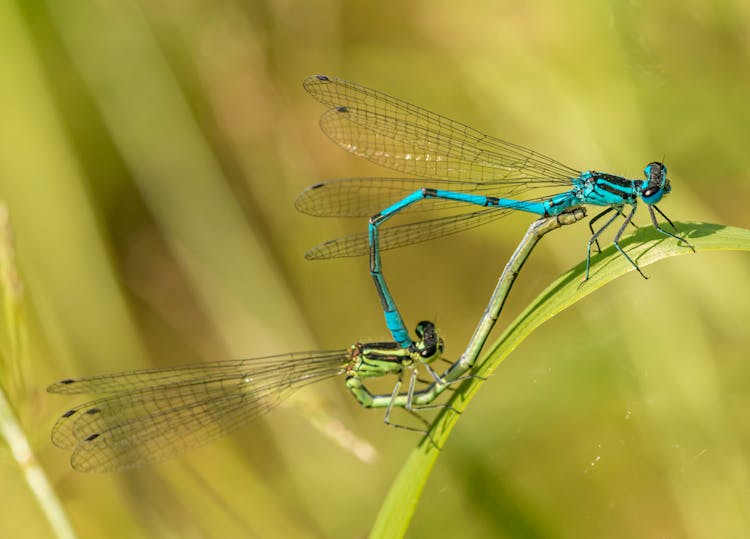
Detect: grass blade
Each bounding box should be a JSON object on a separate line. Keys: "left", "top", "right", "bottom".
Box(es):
{"left": 371, "top": 222, "right": 750, "bottom": 538}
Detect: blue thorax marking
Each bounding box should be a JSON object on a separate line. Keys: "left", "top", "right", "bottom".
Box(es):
{"left": 588, "top": 173, "right": 639, "bottom": 206}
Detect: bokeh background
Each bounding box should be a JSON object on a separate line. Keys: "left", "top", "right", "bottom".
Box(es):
{"left": 1, "top": 0, "right": 750, "bottom": 537}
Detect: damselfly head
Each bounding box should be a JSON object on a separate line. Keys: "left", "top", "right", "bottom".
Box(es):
{"left": 641, "top": 161, "right": 670, "bottom": 204}
{"left": 412, "top": 321, "right": 444, "bottom": 363}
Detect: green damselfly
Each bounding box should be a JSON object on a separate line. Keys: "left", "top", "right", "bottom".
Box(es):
{"left": 48, "top": 322, "right": 445, "bottom": 472}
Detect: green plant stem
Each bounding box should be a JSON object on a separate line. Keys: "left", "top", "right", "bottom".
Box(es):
{"left": 370, "top": 221, "right": 750, "bottom": 539}
{"left": 0, "top": 205, "right": 77, "bottom": 539}
{"left": 0, "top": 391, "right": 77, "bottom": 539}
{"left": 371, "top": 209, "right": 587, "bottom": 537}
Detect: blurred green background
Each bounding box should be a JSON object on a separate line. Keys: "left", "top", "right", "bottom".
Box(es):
{"left": 1, "top": 0, "right": 750, "bottom": 537}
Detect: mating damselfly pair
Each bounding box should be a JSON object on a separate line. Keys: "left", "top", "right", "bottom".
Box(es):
{"left": 48, "top": 76, "right": 692, "bottom": 472}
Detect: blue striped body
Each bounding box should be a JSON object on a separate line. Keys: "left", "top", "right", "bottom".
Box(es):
{"left": 366, "top": 163, "right": 675, "bottom": 346}
{"left": 298, "top": 75, "right": 692, "bottom": 348}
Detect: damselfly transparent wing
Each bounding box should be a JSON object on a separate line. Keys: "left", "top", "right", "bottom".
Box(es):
{"left": 295, "top": 177, "right": 522, "bottom": 217}
{"left": 48, "top": 352, "right": 347, "bottom": 472}
{"left": 299, "top": 76, "right": 583, "bottom": 256}
{"left": 303, "top": 75, "right": 580, "bottom": 185}
{"left": 304, "top": 207, "right": 515, "bottom": 259}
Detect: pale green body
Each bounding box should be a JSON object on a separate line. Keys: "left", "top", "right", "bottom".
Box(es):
{"left": 47, "top": 212, "right": 585, "bottom": 472}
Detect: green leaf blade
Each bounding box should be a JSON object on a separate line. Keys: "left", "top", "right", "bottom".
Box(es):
{"left": 371, "top": 222, "right": 750, "bottom": 539}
